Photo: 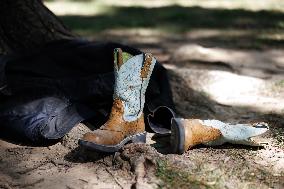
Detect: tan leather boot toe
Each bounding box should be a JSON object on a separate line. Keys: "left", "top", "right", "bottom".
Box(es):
{"left": 82, "top": 130, "right": 124, "bottom": 146}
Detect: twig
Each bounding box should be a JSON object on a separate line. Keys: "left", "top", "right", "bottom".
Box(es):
{"left": 104, "top": 167, "right": 124, "bottom": 189}
{"left": 66, "top": 185, "right": 76, "bottom": 189}
{"left": 131, "top": 156, "right": 146, "bottom": 189}
{"left": 78, "top": 178, "right": 88, "bottom": 183}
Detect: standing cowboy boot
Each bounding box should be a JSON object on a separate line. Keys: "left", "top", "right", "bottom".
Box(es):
{"left": 79, "top": 48, "right": 156, "bottom": 152}
{"left": 171, "top": 118, "right": 269, "bottom": 154}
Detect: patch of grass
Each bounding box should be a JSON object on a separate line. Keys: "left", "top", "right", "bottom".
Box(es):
{"left": 270, "top": 80, "right": 284, "bottom": 93}
{"left": 156, "top": 160, "right": 214, "bottom": 189}
{"left": 275, "top": 80, "right": 284, "bottom": 88}
{"left": 200, "top": 90, "right": 211, "bottom": 99}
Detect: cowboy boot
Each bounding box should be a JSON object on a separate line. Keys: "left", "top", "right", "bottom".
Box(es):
{"left": 171, "top": 118, "right": 269, "bottom": 154}
{"left": 79, "top": 48, "right": 156, "bottom": 152}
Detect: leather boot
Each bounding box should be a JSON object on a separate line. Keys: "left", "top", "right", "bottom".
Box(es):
{"left": 171, "top": 118, "right": 269, "bottom": 154}
{"left": 79, "top": 48, "right": 156, "bottom": 152}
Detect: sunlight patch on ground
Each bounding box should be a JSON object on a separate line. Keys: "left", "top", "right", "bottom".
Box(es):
{"left": 205, "top": 70, "right": 284, "bottom": 112}
{"left": 45, "top": 1, "right": 108, "bottom": 16}
{"left": 168, "top": 44, "right": 284, "bottom": 113}
{"left": 104, "top": 28, "right": 166, "bottom": 37}
{"left": 185, "top": 29, "right": 249, "bottom": 39}
{"left": 103, "top": 28, "right": 169, "bottom": 43}
{"left": 258, "top": 32, "right": 284, "bottom": 42}
{"left": 165, "top": 64, "right": 284, "bottom": 114}
{"left": 173, "top": 45, "right": 284, "bottom": 78}
{"left": 45, "top": 0, "right": 284, "bottom": 16}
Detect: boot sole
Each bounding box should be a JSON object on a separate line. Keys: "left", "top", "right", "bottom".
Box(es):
{"left": 170, "top": 118, "right": 185, "bottom": 154}
{"left": 78, "top": 132, "right": 147, "bottom": 153}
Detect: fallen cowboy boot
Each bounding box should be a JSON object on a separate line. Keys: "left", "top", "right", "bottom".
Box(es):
{"left": 79, "top": 48, "right": 156, "bottom": 153}
{"left": 171, "top": 118, "right": 269, "bottom": 154}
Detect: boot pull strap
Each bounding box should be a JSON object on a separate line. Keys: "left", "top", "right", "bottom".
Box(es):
{"left": 114, "top": 48, "right": 124, "bottom": 70}
{"left": 141, "top": 53, "right": 153, "bottom": 78}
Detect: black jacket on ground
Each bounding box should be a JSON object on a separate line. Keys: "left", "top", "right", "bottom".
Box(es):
{"left": 0, "top": 39, "right": 175, "bottom": 143}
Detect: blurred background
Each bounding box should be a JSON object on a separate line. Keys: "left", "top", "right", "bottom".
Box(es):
{"left": 44, "top": 0, "right": 284, "bottom": 49}
{"left": 44, "top": 0, "right": 284, "bottom": 121}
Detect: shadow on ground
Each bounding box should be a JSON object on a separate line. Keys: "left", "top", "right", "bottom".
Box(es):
{"left": 60, "top": 6, "right": 284, "bottom": 49}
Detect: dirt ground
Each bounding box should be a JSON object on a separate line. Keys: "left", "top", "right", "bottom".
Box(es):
{"left": 1, "top": 1, "right": 284, "bottom": 189}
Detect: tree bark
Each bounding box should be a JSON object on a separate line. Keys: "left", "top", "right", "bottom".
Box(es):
{"left": 0, "top": 0, "right": 75, "bottom": 55}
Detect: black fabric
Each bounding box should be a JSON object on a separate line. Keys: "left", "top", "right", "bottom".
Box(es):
{"left": 0, "top": 39, "right": 175, "bottom": 143}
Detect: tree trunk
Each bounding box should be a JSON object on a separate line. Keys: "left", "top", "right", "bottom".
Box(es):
{"left": 0, "top": 0, "right": 75, "bottom": 55}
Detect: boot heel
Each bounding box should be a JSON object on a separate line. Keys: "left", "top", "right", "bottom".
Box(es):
{"left": 131, "top": 132, "right": 147, "bottom": 143}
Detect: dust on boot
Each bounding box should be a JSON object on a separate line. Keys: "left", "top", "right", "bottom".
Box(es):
{"left": 171, "top": 118, "right": 269, "bottom": 154}
{"left": 79, "top": 48, "right": 156, "bottom": 153}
